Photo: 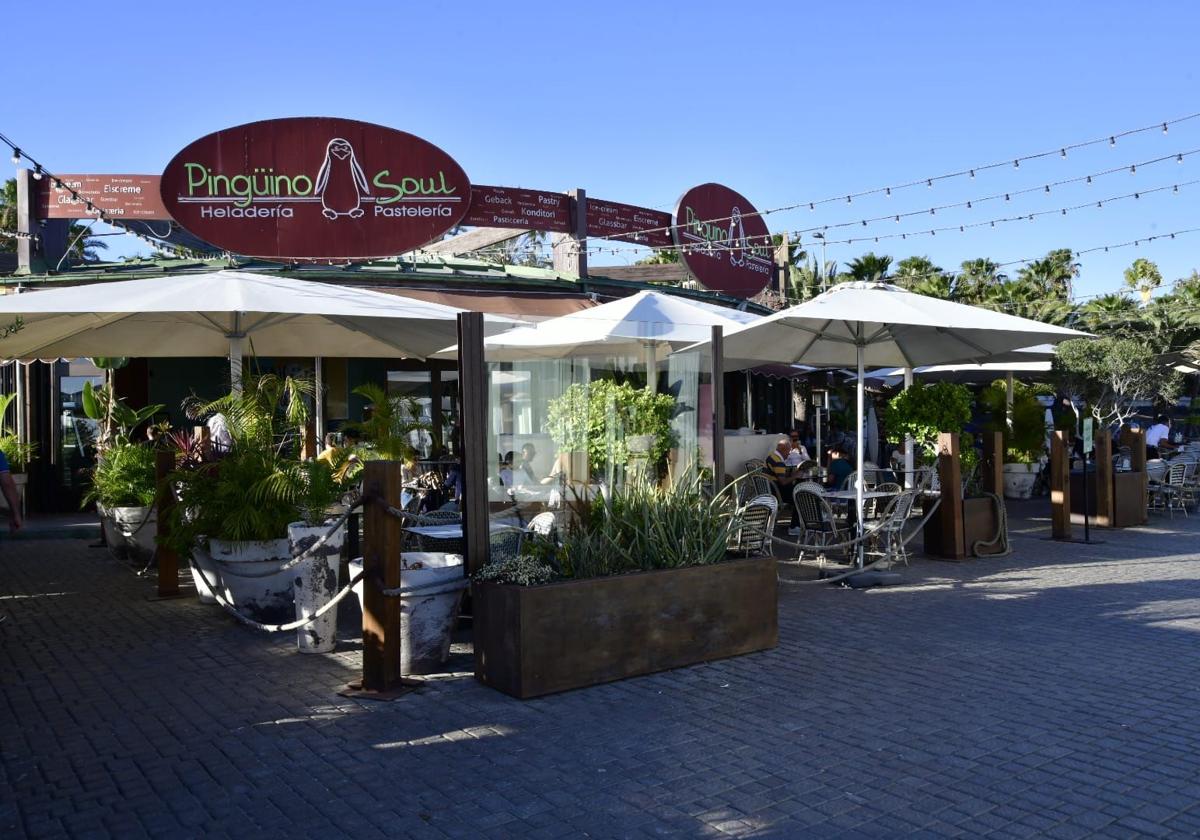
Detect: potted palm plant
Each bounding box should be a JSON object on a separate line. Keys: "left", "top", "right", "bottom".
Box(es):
{"left": 167, "top": 374, "right": 315, "bottom": 623}
{"left": 978, "top": 381, "right": 1048, "bottom": 500}
{"left": 83, "top": 442, "right": 157, "bottom": 563}
{"left": 0, "top": 392, "right": 34, "bottom": 521}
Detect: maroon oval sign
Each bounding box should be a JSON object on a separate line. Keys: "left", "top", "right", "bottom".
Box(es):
{"left": 160, "top": 117, "right": 470, "bottom": 261}
{"left": 673, "top": 183, "right": 773, "bottom": 298}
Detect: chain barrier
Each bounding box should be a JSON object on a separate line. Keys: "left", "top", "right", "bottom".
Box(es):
{"left": 190, "top": 558, "right": 366, "bottom": 633}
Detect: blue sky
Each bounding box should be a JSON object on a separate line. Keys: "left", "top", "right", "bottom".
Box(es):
{"left": 4, "top": 1, "right": 1198, "bottom": 298}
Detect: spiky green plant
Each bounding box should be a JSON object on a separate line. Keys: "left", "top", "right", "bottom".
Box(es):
{"left": 343, "top": 383, "right": 429, "bottom": 464}
{"left": 250, "top": 458, "right": 351, "bottom": 526}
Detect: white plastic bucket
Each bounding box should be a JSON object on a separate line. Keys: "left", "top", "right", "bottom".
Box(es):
{"left": 208, "top": 537, "right": 294, "bottom": 623}
{"left": 348, "top": 552, "right": 466, "bottom": 674}
{"left": 111, "top": 506, "right": 156, "bottom": 564}
{"left": 288, "top": 521, "right": 347, "bottom": 654}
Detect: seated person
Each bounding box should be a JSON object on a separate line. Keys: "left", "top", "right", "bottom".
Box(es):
{"left": 498, "top": 451, "right": 515, "bottom": 486}
{"left": 1145, "top": 414, "right": 1175, "bottom": 460}
{"left": 824, "top": 444, "right": 853, "bottom": 490}
{"left": 316, "top": 432, "right": 340, "bottom": 465}
{"left": 786, "top": 430, "right": 810, "bottom": 466}
{"left": 766, "top": 437, "right": 803, "bottom": 535}
{"left": 517, "top": 442, "right": 539, "bottom": 485}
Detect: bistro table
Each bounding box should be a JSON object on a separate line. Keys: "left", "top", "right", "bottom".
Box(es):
{"left": 404, "top": 520, "right": 515, "bottom": 541}
{"left": 822, "top": 489, "right": 898, "bottom": 526}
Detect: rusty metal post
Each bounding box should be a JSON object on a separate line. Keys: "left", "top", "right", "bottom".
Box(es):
{"left": 457, "top": 312, "right": 489, "bottom": 575}
{"left": 361, "top": 460, "right": 404, "bottom": 691}
{"left": 1129, "top": 429, "right": 1148, "bottom": 524}
{"left": 1093, "top": 431, "right": 1114, "bottom": 527}
{"left": 154, "top": 450, "right": 179, "bottom": 597}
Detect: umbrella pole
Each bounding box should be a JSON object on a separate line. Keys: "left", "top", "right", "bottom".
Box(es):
{"left": 856, "top": 342, "right": 865, "bottom": 568}
{"left": 229, "top": 335, "right": 243, "bottom": 395}
{"left": 643, "top": 341, "right": 656, "bottom": 395}
{"left": 315, "top": 356, "right": 325, "bottom": 446}
{"left": 1006, "top": 371, "right": 1015, "bottom": 432}
{"left": 903, "top": 367, "right": 914, "bottom": 488}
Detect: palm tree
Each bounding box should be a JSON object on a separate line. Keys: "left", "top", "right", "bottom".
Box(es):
{"left": 1016, "top": 248, "right": 1079, "bottom": 300}
{"left": 845, "top": 252, "right": 892, "bottom": 283}
{"left": 0, "top": 178, "right": 17, "bottom": 254}
{"left": 892, "top": 256, "right": 949, "bottom": 298}
{"left": 66, "top": 222, "right": 109, "bottom": 262}
{"left": 956, "top": 258, "right": 1007, "bottom": 304}
{"left": 1123, "top": 258, "right": 1163, "bottom": 304}
{"left": 785, "top": 257, "right": 837, "bottom": 303}
{"left": 1074, "top": 293, "right": 1139, "bottom": 334}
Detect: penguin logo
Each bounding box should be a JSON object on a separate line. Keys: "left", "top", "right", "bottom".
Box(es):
{"left": 313, "top": 137, "right": 371, "bottom": 220}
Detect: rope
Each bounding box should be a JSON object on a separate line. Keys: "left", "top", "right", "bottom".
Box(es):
{"left": 747, "top": 494, "right": 939, "bottom": 554}
{"left": 191, "top": 558, "right": 366, "bottom": 633}
{"left": 971, "top": 491, "right": 1012, "bottom": 557}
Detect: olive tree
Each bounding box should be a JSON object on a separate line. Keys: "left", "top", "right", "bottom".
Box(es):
{"left": 1053, "top": 337, "right": 1181, "bottom": 428}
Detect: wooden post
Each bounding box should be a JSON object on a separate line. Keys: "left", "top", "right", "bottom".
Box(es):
{"left": 1093, "top": 432, "right": 1114, "bottom": 527}
{"left": 982, "top": 431, "right": 1004, "bottom": 497}
{"left": 1129, "top": 428, "right": 1148, "bottom": 524}
{"left": 711, "top": 326, "right": 725, "bottom": 487}
{"left": 193, "top": 425, "right": 211, "bottom": 461}
{"left": 429, "top": 365, "right": 443, "bottom": 455}
{"left": 154, "top": 450, "right": 179, "bottom": 597}
{"left": 361, "top": 460, "right": 404, "bottom": 691}
{"left": 300, "top": 420, "right": 317, "bottom": 460}
{"left": 551, "top": 188, "right": 588, "bottom": 279}
{"left": 1050, "top": 430, "right": 1072, "bottom": 539}
{"left": 936, "top": 432, "right": 965, "bottom": 560}
{"left": 457, "top": 312, "right": 489, "bottom": 575}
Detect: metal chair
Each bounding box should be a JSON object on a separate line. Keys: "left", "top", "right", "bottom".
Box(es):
{"left": 868, "top": 491, "right": 919, "bottom": 567}
{"left": 525, "top": 511, "right": 557, "bottom": 538}
{"left": 488, "top": 527, "right": 524, "bottom": 565}
{"left": 868, "top": 482, "right": 902, "bottom": 519}
{"left": 411, "top": 509, "right": 464, "bottom": 553}
{"left": 1149, "top": 461, "right": 1189, "bottom": 518}
{"left": 729, "top": 495, "right": 777, "bottom": 557}
{"left": 792, "top": 487, "right": 847, "bottom": 563}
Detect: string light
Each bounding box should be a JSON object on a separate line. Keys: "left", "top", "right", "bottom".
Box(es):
{"left": 9, "top": 149, "right": 19, "bottom": 166}
{"left": 31, "top": 165, "right": 42, "bottom": 181}
{"left": 571, "top": 111, "right": 1200, "bottom": 247}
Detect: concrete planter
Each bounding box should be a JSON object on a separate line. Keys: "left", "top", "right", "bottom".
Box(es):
{"left": 208, "top": 537, "right": 294, "bottom": 624}
{"left": 473, "top": 556, "right": 778, "bottom": 699}
{"left": 288, "top": 520, "right": 346, "bottom": 654}
{"left": 348, "top": 552, "right": 465, "bottom": 674}
{"left": 1003, "top": 462, "right": 1038, "bottom": 500}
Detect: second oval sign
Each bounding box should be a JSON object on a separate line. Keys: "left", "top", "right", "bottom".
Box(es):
{"left": 674, "top": 183, "right": 773, "bottom": 298}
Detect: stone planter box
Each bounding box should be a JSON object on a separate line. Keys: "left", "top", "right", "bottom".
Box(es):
{"left": 472, "top": 556, "right": 778, "bottom": 699}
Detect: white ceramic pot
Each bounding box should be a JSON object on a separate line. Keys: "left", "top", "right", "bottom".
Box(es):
{"left": 111, "top": 505, "right": 157, "bottom": 564}
{"left": 288, "top": 520, "right": 347, "bottom": 654}
{"left": 189, "top": 540, "right": 219, "bottom": 605}
{"left": 95, "top": 503, "right": 125, "bottom": 560}
{"left": 348, "top": 552, "right": 466, "bottom": 674}
{"left": 208, "top": 537, "right": 294, "bottom": 623}
{"left": 1003, "top": 462, "right": 1038, "bottom": 500}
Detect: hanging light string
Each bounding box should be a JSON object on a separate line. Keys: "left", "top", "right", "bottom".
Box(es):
{"left": 0, "top": 131, "right": 187, "bottom": 256}
{"left": 559, "top": 176, "right": 1195, "bottom": 259}
{"left": 559, "top": 111, "right": 1200, "bottom": 248}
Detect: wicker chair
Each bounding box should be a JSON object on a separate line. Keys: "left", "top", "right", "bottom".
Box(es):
{"left": 792, "top": 487, "right": 847, "bottom": 563}
{"left": 868, "top": 482, "right": 902, "bottom": 519}
{"left": 525, "top": 511, "right": 557, "bottom": 538}
{"left": 412, "top": 509, "right": 465, "bottom": 553}
{"left": 729, "top": 495, "right": 777, "bottom": 557}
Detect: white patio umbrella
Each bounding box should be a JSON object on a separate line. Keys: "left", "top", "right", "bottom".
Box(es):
{"left": 436, "top": 289, "right": 759, "bottom": 392}
{"left": 685, "top": 281, "right": 1087, "bottom": 563}
{"left": 0, "top": 271, "right": 519, "bottom": 386}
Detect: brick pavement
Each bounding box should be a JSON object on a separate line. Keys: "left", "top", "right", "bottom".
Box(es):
{"left": 5, "top": 502, "right": 1200, "bottom": 837}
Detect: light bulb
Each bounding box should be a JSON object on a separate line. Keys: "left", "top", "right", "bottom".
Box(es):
{"left": 808, "top": 203, "right": 814, "bottom": 211}
{"left": 930, "top": 208, "right": 935, "bottom": 215}
{"left": 1130, "top": 165, "right": 1136, "bottom": 174}
{"left": 894, "top": 215, "right": 900, "bottom": 223}
{"left": 1005, "top": 193, "right": 1010, "bottom": 201}
{"left": 926, "top": 179, "right": 932, "bottom": 188}
{"left": 1109, "top": 137, "right": 1116, "bottom": 147}
{"left": 1177, "top": 154, "right": 1184, "bottom": 163}
{"left": 10, "top": 148, "right": 19, "bottom": 165}
{"left": 1044, "top": 185, "right": 1050, "bottom": 193}
{"left": 1062, "top": 209, "right": 1067, "bottom": 215}
{"left": 1174, "top": 185, "right": 1179, "bottom": 193}
{"left": 1013, "top": 160, "right": 1020, "bottom": 168}
{"left": 1135, "top": 193, "right": 1140, "bottom": 199}
{"left": 861, "top": 220, "right": 866, "bottom": 226}
{"left": 885, "top": 187, "right": 891, "bottom": 197}
{"left": 966, "top": 201, "right": 972, "bottom": 209}
{"left": 846, "top": 196, "right": 852, "bottom": 204}
{"left": 1060, "top": 149, "right": 1067, "bottom": 158}
{"left": 969, "top": 169, "right": 975, "bottom": 179}
{"left": 1086, "top": 175, "right": 1092, "bottom": 184}
{"left": 31, "top": 166, "right": 42, "bottom": 180}
{"left": 1163, "top": 123, "right": 1169, "bottom": 134}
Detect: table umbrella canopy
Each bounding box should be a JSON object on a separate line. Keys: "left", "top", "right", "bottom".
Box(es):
{"left": 684, "top": 281, "right": 1088, "bottom": 568}
{"left": 436, "top": 289, "right": 759, "bottom": 361}
{"left": 692, "top": 283, "right": 1083, "bottom": 371}
{"left": 0, "top": 271, "right": 519, "bottom": 361}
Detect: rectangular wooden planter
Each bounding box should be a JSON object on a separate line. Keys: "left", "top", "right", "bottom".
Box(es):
{"left": 923, "top": 497, "right": 1004, "bottom": 560}
{"left": 472, "top": 556, "right": 778, "bottom": 699}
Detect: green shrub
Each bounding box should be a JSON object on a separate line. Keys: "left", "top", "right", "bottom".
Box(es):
{"left": 881, "top": 382, "right": 973, "bottom": 459}
{"left": 545, "top": 379, "right": 678, "bottom": 475}
{"left": 84, "top": 442, "right": 156, "bottom": 508}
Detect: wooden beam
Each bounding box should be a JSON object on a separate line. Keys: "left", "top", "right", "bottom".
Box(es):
{"left": 1093, "top": 431, "right": 1114, "bottom": 527}
{"left": 936, "top": 432, "right": 965, "bottom": 560}
{"left": 982, "top": 430, "right": 1004, "bottom": 497}
{"left": 457, "top": 312, "right": 489, "bottom": 575}
{"left": 1050, "top": 430, "right": 1072, "bottom": 539}
{"left": 1129, "top": 429, "right": 1148, "bottom": 524}
{"left": 587, "top": 264, "right": 690, "bottom": 285}
{"left": 154, "top": 450, "right": 179, "bottom": 598}
{"left": 551, "top": 188, "right": 587, "bottom": 279}
{"left": 362, "top": 460, "right": 404, "bottom": 691}
{"left": 422, "top": 226, "right": 526, "bottom": 255}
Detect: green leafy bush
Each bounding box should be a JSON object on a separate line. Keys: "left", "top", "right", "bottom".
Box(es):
{"left": 544, "top": 379, "right": 678, "bottom": 474}
{"left": 473, "top": 556, "right": 556, "bottom": 586}
{"left": 881, "top": 382, "right": 973, "bottom": 459}
{"left": 977, "top": 381, "right": 1048, "bottom": 464}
